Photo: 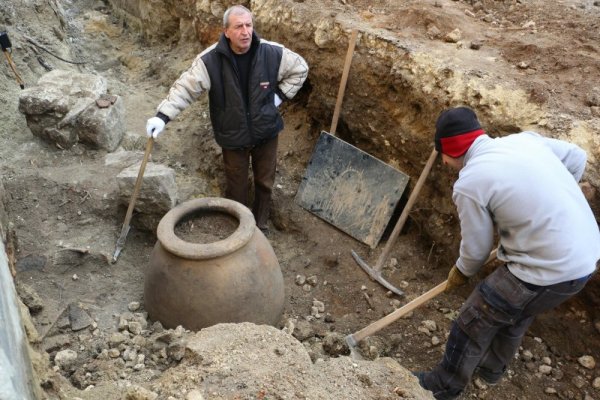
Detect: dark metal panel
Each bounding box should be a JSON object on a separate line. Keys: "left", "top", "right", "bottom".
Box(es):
{"left": 295, "top": 132, "right": 409, "bottom": 248}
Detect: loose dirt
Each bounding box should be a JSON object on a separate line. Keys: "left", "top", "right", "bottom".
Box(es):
{"left": 1, "top": 0, "right": 599, "bottom": 399}
{"left": 174, "top": 212, "right": 239, "bottom": 243}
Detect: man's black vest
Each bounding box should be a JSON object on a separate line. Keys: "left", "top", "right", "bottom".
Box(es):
{"left": 202, "top": 32, "right": 284, "bottom": 149}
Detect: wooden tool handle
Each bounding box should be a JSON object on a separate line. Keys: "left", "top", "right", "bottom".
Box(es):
{"left": 330, "top": 29, "right": 358, "bottom": 136}
{"left": 349, "top": 280, "right": 447, "bottom": 344}
{"left": 347, "top": 248, "right": 498, "bottom": 345}
{"left": 3, "top": 50, "right": 25, "bottom": 88}
{"left": 122, "top": 137, "right": 154, "bottom": 230}
{"left": 374, "top": 148, "right": 438, "bottom": 271}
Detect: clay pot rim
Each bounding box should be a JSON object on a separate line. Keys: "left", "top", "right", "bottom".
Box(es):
{"left": 157, "top": 197, "right": 255, "bottom": 260}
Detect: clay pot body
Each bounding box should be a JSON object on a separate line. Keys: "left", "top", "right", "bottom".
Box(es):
{"left": 144, "top": 197, "right": 285, "bottom": 331}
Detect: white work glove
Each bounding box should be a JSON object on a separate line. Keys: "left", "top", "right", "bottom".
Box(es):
{"left": 146, "top": 117, "right": 165, "bottom": 138}
{"left": 274, "top": 93, "right": 283, "bottom": 108}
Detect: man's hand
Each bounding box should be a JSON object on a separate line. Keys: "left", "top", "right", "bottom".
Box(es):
{"left": 445, "top": 265, "right": 469, "bottom": 292}
{"left": 146, "top": 117, "right": 165, "bottom": 138}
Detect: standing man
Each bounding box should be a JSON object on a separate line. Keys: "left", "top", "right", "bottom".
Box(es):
{"left": 415, "top": 107, "right": 600, "bottom": 399}
{"left": 146, "top": 5, "right": 308, "bottom": 232}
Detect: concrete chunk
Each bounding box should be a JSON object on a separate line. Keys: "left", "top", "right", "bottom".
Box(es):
{"left": 117, "top": 162, "right": 178, "bottom": 215}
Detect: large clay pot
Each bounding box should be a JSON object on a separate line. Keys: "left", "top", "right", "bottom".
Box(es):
{"left": 144, "top": 197, "right": 285, "bottom": 331}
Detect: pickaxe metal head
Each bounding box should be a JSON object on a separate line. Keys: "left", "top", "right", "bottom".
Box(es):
{"left": 351, "top": 250, "right": 405, "bottom": 297}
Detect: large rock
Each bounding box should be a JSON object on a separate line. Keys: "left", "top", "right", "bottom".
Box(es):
{"left": 117, "top": 162, "right": 178, "bottom": 231}
{"left": 18, "top": 70, "right": 124, "bottom": 151}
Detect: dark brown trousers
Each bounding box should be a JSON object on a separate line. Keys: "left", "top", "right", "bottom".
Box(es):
{"left": 221, "top": 135, "right": 278, "bottom": 229}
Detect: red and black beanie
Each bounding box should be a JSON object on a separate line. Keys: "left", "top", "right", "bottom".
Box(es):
{"left": 434, "top": 107, "right": 485, "bottom": 157}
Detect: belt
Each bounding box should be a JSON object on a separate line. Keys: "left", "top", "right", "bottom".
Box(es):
{"left": 517, "top": 273, "right": 592, "bottom": 290}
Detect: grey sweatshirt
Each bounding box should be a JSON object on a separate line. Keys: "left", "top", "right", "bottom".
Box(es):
{"left": 453, "top": 132, "right": 599, "bottom": 285}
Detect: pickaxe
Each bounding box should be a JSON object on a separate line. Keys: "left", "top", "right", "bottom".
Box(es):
{"left": 346, "top": 248, "right": 498, "bottom": 352}
{"left": 351, "top": 148, "right": 439, "bottom": 296}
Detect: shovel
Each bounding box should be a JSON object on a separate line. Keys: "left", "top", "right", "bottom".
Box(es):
{"left": 346, "top": 248, "right": 497, "bottom": 354}
{"left": 1, "top": 31, "right": 25, "bottom": 89}
{"left": 296, "top": 29, "right": 412, "bottom": 249}
{"left": 351, "top": 148, "right": 438, "bottom": 296}
{"left": 111, "top": 137, "right": 154, "bottom": 263}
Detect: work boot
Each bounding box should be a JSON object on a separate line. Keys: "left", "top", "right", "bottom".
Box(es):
{"left": 476, "top": 367, "right": 504, "bottom": 386}
{"left": 412, "top": 371, "right": 427, "bottom": 388}
{"left": 411, "top": 371, "right": 461, "bottom": 400}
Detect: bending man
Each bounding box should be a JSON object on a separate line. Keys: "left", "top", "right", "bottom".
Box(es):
{"left": 415, "top": 106, "right": 600, "bottom": 399}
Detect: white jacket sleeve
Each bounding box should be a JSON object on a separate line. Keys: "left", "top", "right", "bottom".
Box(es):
{"left": 524, "top": 131, "right": 587, "bottom": 182}
{"left": 453, "top": 193, "right": 496, "bottom": 277}
{"left": 157, "top": 53, "right": 212, "bottom": 120}
{"left": 277, "top": 47, "right": 308, "bottom": 99}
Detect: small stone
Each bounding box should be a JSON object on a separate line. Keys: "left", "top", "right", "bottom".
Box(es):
{"left": 306, "top": 275, "right": 318, "bottom": 286}
{"left": 539, "top": 365, "right": 552, "bottom": 374}
{"left": 578, "top": 355, "right": 596, "bottom": 369}
{"left": 72, "top": 274, "right": 79, "bottom": 281}
{"left": 310, "top": 306, "right": 322, "bottom": 318}
{"left": 108, "top": 348, "right": 120, "bottom": 358}
{"left": 54, "top": 349, "right": 78, "bottom": 369}
{"left": 431, "top": 336, "right": 441, "bottom": 346}
{"left": 551, "top": 368, "right": 564, "bottom": 380}
{"left": 522, "top": 349, "right": 534, "bottom": 361}
{"left": 470, "top": 40, "right": 483, "bottom": 50}
{"left": 128, "top": 321, "right": 143, "bottom": 335}
{"left": 422, "top": 320, "right": 437, "bottom": 332}
{"left": 592, "top": 377, "right": 600, "bottom": 388}
{"left": 295, "top": 274, "right": 306, "bottom": 285}
{"left": 108, "top": 332, "right": 127, "bottom": 346}
{"left": 522, "top": 20, "right": 536, "bottom": 29}
{"left": 545, "top": 387, "right": 557, "bottom": 395}
{"left": 312, "top": 299, "right": 325, "bottom": 313}
{"left": 167, "top": 341, "right": 186, "bottom": 361}
{"left": 128, "top": 301, "right": 140, "bottom": 311}
{"left": 418, "top": 326, "right": 431, "bottom": 336}
{"left": 68, "top": 303, "right": 94, "bottom": 331}
{"left": 542, "top": 356, "right": 552, "bottom": 365}
{"left": 473, "top": 377, "right": 487, "bottom": 389}
{"left": 426, "top": 24, "right": 442, "bottom": 39}
{"left": 186, "top": 390, "right": 205, "bottom": 400}
{"left": 118, "top": 317, "right": 129, "bottom": 331}
{"left": 444, "top": 28, "right": 462, "bottom": 43}
{"left": 124, "top": 385, "right": 158, "bottom": 400}
{"left": 571, "top": 375, "right": 586, "bottom": 389}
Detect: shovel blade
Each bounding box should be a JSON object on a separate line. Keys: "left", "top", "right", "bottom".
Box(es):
{"left": 111, "top": 224, "right": 130, "bottom": 263}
